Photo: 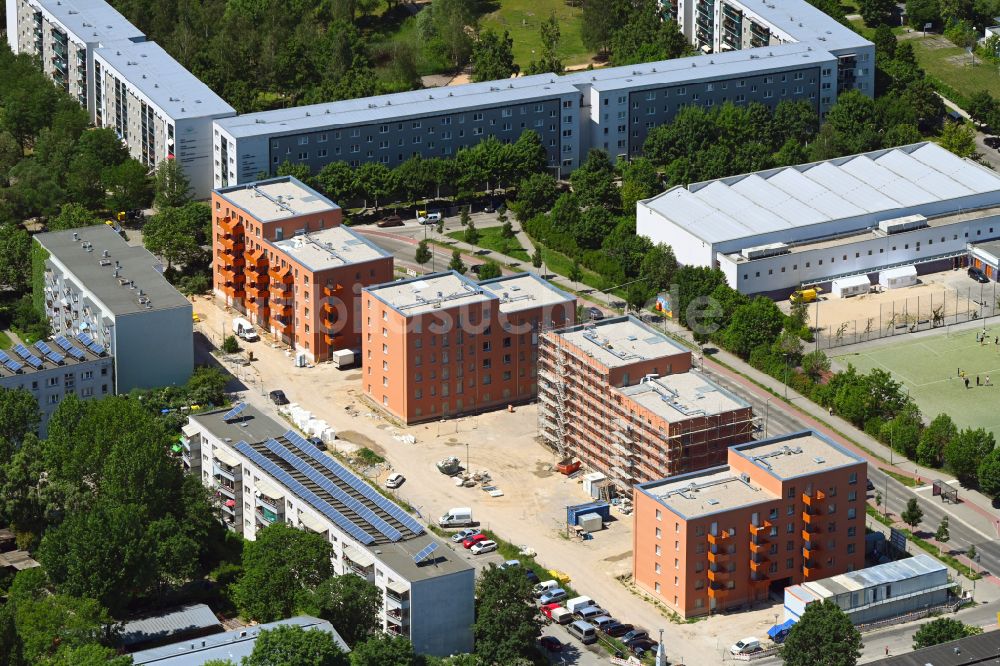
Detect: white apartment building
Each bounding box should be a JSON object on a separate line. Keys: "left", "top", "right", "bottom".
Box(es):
{"left": 183, "top": 405, "right": 475, "bottom": 657}
{"left": 34, "top": 226, "right": 193, "bottom": 393}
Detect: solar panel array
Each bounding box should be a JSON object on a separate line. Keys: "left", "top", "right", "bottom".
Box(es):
{"left": 35, "top": 341, "right": 65, "bottom": 365}
{"left": 12, "top": 344, "right": 43, "bottom": 369}
{"left": 283, "top": 430, "right": 425, "bottom": 537}
{"left": 76, "top": 332, "right": 106, "bottom": 356}
{"left": 222, "top": 402, "right": 248, "bottom": 422}
{"left": 54, "top": 336, "right": 87, "bottom": 361}
{"left": 0, "top": 350, "right": 22, "bottom": 373}
{"left": 234, "top": 441, "right": 377, "bottom": 546}
{"left": 264, "top": 438, "right": 403, "bottom": 542}
{"left": 412, "top": 542, "right": 439, "bottom": 564}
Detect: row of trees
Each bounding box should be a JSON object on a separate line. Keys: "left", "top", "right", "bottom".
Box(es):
{"left": 580, "top": 0, "right": 691, "bottom": 66}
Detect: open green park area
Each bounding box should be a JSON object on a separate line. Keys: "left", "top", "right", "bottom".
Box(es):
{"left": 479, "top": 0, "right": 594, "bottom": 68}
{"left": 908, "top": 34, "right": 1000, "bottom": 101}
{"left": 832, "top": 324, "right": 1000, "bottom": 439}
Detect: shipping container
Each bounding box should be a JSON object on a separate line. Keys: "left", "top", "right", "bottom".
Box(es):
{"left": 566, "top": 501, "right": 611, "bottom": 526}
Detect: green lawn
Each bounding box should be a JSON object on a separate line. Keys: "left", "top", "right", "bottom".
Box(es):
{"left": 480, "top": 0, "right": 594, "bottom": 69}
{"left": 909, "top": 34, "right": 1000, "bottom": 100}
{"left": 832, "top": 324, "right": 1000, "bottom": 441}
{"left": 0, "top": 331, "right": 11, "bottom": 350}
{"left": 447, "top": 227, "right": 531, "bottom": 261}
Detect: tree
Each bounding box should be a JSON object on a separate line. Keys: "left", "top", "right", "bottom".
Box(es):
{"left": 581, "top": 0, "right": 628, "bottom": 54}
{"left": 977, "top": 448, "right": 1000, "bottom": 496}
{"left": 299, "top": 574, "right": 382, "bottom": 646}
{"left": 395, "top": 156, "right": 433, "bottom": 205}
{"left": 945, "top": 428, "right": 995, "bottom": 486}
{"left": 47, "top": 203, "right": 100, "bottom": 231}
{"left": 0, "top": 388, "right": 40, "bottom": 456}
{"left": 13, "top": 594, "right": 113, "bottom": 664}
{"left": 415, "top": 240, "right": 432, "bottom": 265}
{"left": 474, "top": 564, "right": 541, "bottom": 665}
{"left": 153, "top": 158, "right": 193, "bottom": 209}
{"left": 906, "top": 0, "right": 940, "bottom": 28}
{"left": 142, "top": 203, "right": 208, "bottom": 270}
{"left": 802, "top": 350, "right": 831, "bottom": 381}
{"left": 901, "top": 498, "right": 924, "bottom": 529}
{"left": 510, "top": 173, "right": 558, "bottom": 222}
{"left": 460, "top": 208, "right": 471, "bottom": 227}
{"left": 276, "top": 160, "right": 313, "bottom": 185}
{"left": 860, "top": 0, "right": 895, "bottom": 25}
{"left": 568, "top": 258, "right": 582, "bottom": 283}
{"left": 821, "top": 90, "right": 883, "bottom": 157}
{"left": 231, "top": 522, "right": 333, "bottom": 622}
{"left": 935, "top": 515, "right": 950, "bottom": 543}
{"left": 531, "top": 247, "right": 542, "bottom": 269}
{"left": 939, "top": 122, "right": 977, "bottom": 158}
{"left": 638, "top": 243, "right": 678, "bottom": 293}
{"left": 477, "top": 261, "right": 502, "bottom": 280}
{"left": 916, "top": 414, "right": 956, "bottom": 468}
{"left": 243, "top": 625, "right": 348, "bottom": 666}
{"left": 103, "top": 159, "right": 153, "bottom": 213}
{"left": 912, "top": 617, "right": 983, "bottom": 649}
{"left": 619, "top": 157, "right": 660, "bottom": 212}
{"left": 471, "top": 29, "right": 516, "bottom": 82}
{"left": 464, "top": 219, "right": 481, "bottom": 245}
{"left": 966, "top": 90, "right": 996, "bottom": 126}
{"left": 499, "top": 214, "right": 514, "bottom": 240}
{"left": 316, "top": 161, "right": 358, "bottom": 204}
{"left": 525, "top": 14, "right": 563, "bottom": 75}
{"left": 0, "top": 224, "right": 31, "bottom": 292}
{"left": 781, "top": 600, "right": 862, "bottom": 666}
{"left": 610, "top": 1, "right": 690, "bottom": 66}
{"left": 571, "top": 149, "right": 618, "bottom": 211}
{"left": 222, "top": 335, "right": 240, "bottom": 354}
{"left": 448, "top": 250, "right": 467, "bottom": 274}
{"left": 349, "top": 635, "right": 418, "bottom": 666}
{"left": 432, "top": 0, "right": 475, "bottom": 67}
{"left": 722, "top": 297, "right": 786, "bottom": 359}
{"left": 355, "top": 162, "right": 396, "bottom": 211}
{"left": 41, "top": 643, "right": 135, "bottom": 666}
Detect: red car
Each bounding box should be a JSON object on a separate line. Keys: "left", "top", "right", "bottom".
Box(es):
{"left": 463, "top": 533, "right": 488, "bottom": 549}
{"left": 539, "top": 603, "right": 561, "bottom": 619}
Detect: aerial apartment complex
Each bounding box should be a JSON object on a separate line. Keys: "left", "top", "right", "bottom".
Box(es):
{"left": 633, "top": 430, "right": 867, "bottom": 618}
{"left": 35, "top": 226, "right": 192, "bottom": 393}
{"left": 361, "top": 271, "right": 575, "bottom": 423}
{"left": 183, "top": 405, "right": 474, "bottom": 656}
{"left": 212, "top": 176, "right": 392, "bottom": 361}
{"left": 537, "top": 316, "right": 753, "bottom": 489}
{"left": 638, "top": 142, "right": 1000, "bottom": 297}
{"left": 8, "top": 0, "right": 871, "bottom": 196}
{"left": 6, "top": 0, "right": 235, "bottom": 198}
{"left": 0, "top": 335, "right": 112, "bottom": 436}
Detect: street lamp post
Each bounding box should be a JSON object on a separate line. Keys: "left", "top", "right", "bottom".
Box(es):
{"left": 764, "top": 397, "right": 771, "bottom": 438}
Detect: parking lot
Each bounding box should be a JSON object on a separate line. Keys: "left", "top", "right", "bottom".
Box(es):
{"left": 194, "top": 296, "right": 789, "bottom": 665}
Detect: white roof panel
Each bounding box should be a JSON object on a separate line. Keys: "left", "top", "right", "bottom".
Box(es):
{"left": 729, "top": 175, "right": 830, "bottom": 226}
{"left": 837, "top": 155, "right": 933, "bottom": 207}
{"left": 765, "top": 168, "right": 868, "bottom": 219}
{"left": 802, "top": 162, "right": 902, "bottom": 212}
{"left": 695, "top": 182, "right": 792, "bottom": 235}
{"left": 874, "top": 150, "right": 973, "bottom": 200}
{"left": 908, "top": 143, "right": 1000, "bottom": 192}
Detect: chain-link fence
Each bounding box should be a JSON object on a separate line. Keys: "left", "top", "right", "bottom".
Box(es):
{"left": 813, "top": 284, "right": 1000, "bottom": 350}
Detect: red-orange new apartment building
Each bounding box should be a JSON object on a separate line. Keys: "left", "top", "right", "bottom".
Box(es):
{"left": 537, "top": 316, "right": 754, "bottom": 489}
{"left": 212, "top": 176, "right": 393, "bottom": 361}
{"left": 633, "top": 430, "right": 868, "bottom": 618}
{"left": 361, "top": 271, "right": 575, "bottom": 423}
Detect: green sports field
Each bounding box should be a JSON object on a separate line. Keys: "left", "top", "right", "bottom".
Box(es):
{"left": 833, "top": 325, "right": 1000, "bottom": 439}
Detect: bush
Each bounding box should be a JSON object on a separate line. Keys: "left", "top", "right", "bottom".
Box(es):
{"left": 222, "top": 335, "right": 240, "bottom": 354}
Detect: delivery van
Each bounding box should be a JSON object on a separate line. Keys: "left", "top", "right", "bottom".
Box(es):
{"left": 438, "top": 507, "right": 474, "bottom": 527}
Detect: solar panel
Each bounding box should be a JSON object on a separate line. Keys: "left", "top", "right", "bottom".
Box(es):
{"left": 234, "top": 441, "right": 377, "bottom": 546}
{"left": 222, "top": 402, "right": 248, "bottom": 422}
{"left": 54, "top": 335, "right": 73, "bottom": 351}
{"left": 54, "top": 336, "right": 86, "bottom": 360}
{"left": 76, "top": 332, "right": 105, "bottom": 355}
{"left": 12, "top": 344, "right": 43, "bottom": 369}
{"left": 45, "top": 352, "right": 65, "bottom": 365}
{"left": 265, "top": 438, "right": 402, "bottom": 542}
{"left": 0, "top": 351, "right": 22, "bottom": 373}
{"left": 34, "top": 341, "right": 53, "bottom": 355}
{"left": 284, "top": 430, "right": 425, "bottom": 537}
{"left": 412, "top": 542, "right": 439, "bottom": 564}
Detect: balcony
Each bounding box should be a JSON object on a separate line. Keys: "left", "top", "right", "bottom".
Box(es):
{"left": 707, "top": 568, "right": 728, "bottom": 583}
{"left": 707, "top": 531, "right": 730, "bottom": 547}
{"left": 707, "top": 549, "right": 728, "bottom": 565}
{"left": 749, "top": 558, "right": 768, "bottom": 573}
{"left": 322, "top": 283, "right": 343, "bottom": 297}
{"left": 323, "top": 333, "right": 340, "bottom": 347}
{"left": 802, "top": 489, "right": 825, "bottom": 507}
{"left": 749, "top": 541, "right": 767, "bottom": 555}
{"left": 255, "top": 507, "right": 279, "bottom": 525}
{"left": 749, "top": 521, "right": 771, "bottom": 539}
{"left": 218, "top": 234, "right": 245, "bottom": 252}
{"left": 218, "top": 216, "right": 243, "bottom": 235}
{"left": 386, "top": 608, "right": 409, "bottom": 625}
{"left": 803, "top": 564, "right": 821, "bottom": 579}
{"left": 707, "top": 582, "right": 728, "bottom": 598}
{"left": 216, "top": 482, "right": 237, "bottom": 498}
{"left": 802, "top": 511, "right": 823, "bottom": 526}
{"left": 270, "top": 265, "right": 293, "bottom": 282}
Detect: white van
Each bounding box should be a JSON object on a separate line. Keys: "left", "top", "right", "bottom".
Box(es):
{"left": 567, "top": 620, "right": 598, "bottom": 645}
{"left": 533, "top": 580, "right": 559, "bottom": 598}
{"left": 566, "top": 596, "right": 595, "bottom": 614}
{"left": 232, "top": 317, "right": 258, "bottom": 342}
{"left": 730, "top": 637, "right": 761, "bottom": 655}
{"left": 550, "top": 607, "right": 574, "bottom": 625}
{"left": 438, "top": 507, "right": 473, "bottom": 527}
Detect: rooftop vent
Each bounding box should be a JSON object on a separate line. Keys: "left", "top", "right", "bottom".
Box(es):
{"left": 813, "top": 457, "right": 825, "bottom": 464}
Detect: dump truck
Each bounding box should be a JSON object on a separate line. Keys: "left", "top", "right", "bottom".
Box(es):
{"left": 789, "top": 287, "right": 821, "bottom": 303}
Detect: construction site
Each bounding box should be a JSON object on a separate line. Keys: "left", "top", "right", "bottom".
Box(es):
{"left": 537, "top": 315, "right": 756, "bottom": 493}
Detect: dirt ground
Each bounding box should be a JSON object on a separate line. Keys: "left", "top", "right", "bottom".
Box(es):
{"left": 194, "top": 295, "right": 787, "bottom": 665}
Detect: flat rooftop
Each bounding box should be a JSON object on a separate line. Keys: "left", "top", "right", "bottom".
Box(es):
{"left": 617, "top": 370, "right": 750, "bottom": 424}
{"left": 867, "top": 628, "right": 1000, "bottom": 666}
{"left": 35, "top": 226, "right": 191, "bottom": 316}
{"left": 216, "top": 176, "right": 340, "bottom": 222}
{"left": 216, "top": 75, "right": 577, "bottom": 138}
{"left": 729, "top": 0, "right": 871, "bottom": 51}
{"left": 640, "top": 466, "right": 773, "bottom": 518}
{"left": 480, "top": 273, "right": 574, "bottom": 313}
{"left": 731, "top": 431, "right": 864, "bottom": 479}
{"left": 366, "top": 271, "right": 489, "bottom": 317}
{"left": 94, "top": 40, "right": 234, "bottom": 120}
{"left": 188, "top": 404, "right": 288, "bottom": 448}
{"left": 641, "top": 143, "right": 1000, "bottom": 246}
{"left": 555, "top": 315, "right": 689, "bottom": 368}
{"left": 0, "top": 335, "right": 107, "bottom": 379}
{"left": 33, "top": 0, "right": 145, "bottom": 44}
{"left": 272, "top": 226, "right": 390, "bottom": 272}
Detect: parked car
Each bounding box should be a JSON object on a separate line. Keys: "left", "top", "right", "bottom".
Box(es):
{"left": 463, "top": 533, "right": 489, "bottom": 549}
{"left": 418, "top": 211, "right": 442, "bottom": 224}
{"left": 628, "top": 638, "right": 659, "bottom": 657}
{"left": 866, "top": 479, "right": 875, "bottom": 491}
{"left": 538, "top": 589, "right": 567, "bottom": 605}
{"left": 499, "top": 559, "right": 520, "bottom": 570}
{"left": 538, "top": 636, "right": 563, "bottom": 652}
{"left": 470, "top": 539, "right": 498, "bottom": 555}
{"left": 622, "top": 629, "right": 649, "bottom": 643}
{"left": 986, "top": 136, "right": 1000, "bottom": 149}
{"left": 525, "top": 570, "right": 540, "bottom": 585}
{"left": 451, "top": 528, "right": 480, "bottom": 543}
{"left": 377, "top": 214, "right": 404, "bottom": 228}
{"left": 385, "top": 473, "right": 405, "bottom": 488}
{"left": 604, "top": 622, "right": 634, "bottom": 637}
{"left": 587, "top": 306, "right": 604, "bottom": 321}
{"left": 307, "top": 436, "right": 326, "bottom": 451}
{"left": 730, "top": 637, "right": 761, "bottom": 655}
{"left": 969, "top": 266, "right": 990, "bottom": 283}
{"left": 268, "top": 389, "right": 289, "bottom": 405}
{"left": 592, "top": 616, "right": 616, "bottom": 631}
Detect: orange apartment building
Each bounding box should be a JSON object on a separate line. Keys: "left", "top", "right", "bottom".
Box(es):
{"left": 212, "top": 176, "right": 393, "bottom": 361}
{"left": 633, "top": 430, "right": 868, "bottom": 618}
{"left": 361, "top": 271, "right": 575, "bottom": 423}
{"left": 537, "top": 316, "right": 754, "bottom": 489}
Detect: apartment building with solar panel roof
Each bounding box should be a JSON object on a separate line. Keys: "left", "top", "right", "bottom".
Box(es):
{"left": 182, "top": 403, "right": 474, "bottom": 657}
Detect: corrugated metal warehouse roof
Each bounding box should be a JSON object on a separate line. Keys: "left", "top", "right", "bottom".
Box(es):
{"left": 804, "top": 554, "right": 945, "bottom": 599}
{"left": 120, "top": 604, "right": 222, "bottom": 647}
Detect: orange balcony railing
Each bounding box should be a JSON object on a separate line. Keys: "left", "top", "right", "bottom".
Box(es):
{"left": 322, "top": 283, "right": 343, "bottom": 297}
{"left": 749, "top": 541, "right": 766, "bottom": 555}
{"left": 749, "top": 521, "right": 771, "bottom": 539}
{"left": 707, "top": 568, "right": 729, "bottom": 583}
{"left": 801, "top": 490, "right": 826, "bottom": 507}
{"left": 218, "top": 216, "right": 243, "bottom": 235}
{"left": 707, "top": 532, "right": 730, "bottom": 546}
{"left": 270, "top": 266, "right": 293, "bottom": 282}
{"left": 749, "top": 558, "right": 768, "bottom": 573}
{"left": 218, "top": 234, "right": 245, "bottom": 252}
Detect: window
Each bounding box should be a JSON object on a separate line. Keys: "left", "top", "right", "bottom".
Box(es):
{"left": 847, "top": 508, "right": 857, "bottom": 519}
{"left": 848, "top": 472, "right": 858, "bottom": 485}
{"left": 655, "top": 527, "right": 661, "bottom": 539}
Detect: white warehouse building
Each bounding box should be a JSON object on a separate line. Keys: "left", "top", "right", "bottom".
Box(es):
{"left": 637, "top": 142, "right": 1000, "bottom": 297}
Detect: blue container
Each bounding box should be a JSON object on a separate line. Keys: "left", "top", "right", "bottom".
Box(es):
{"left": 566, "top": 501, "right": 611, "bottom": 526}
